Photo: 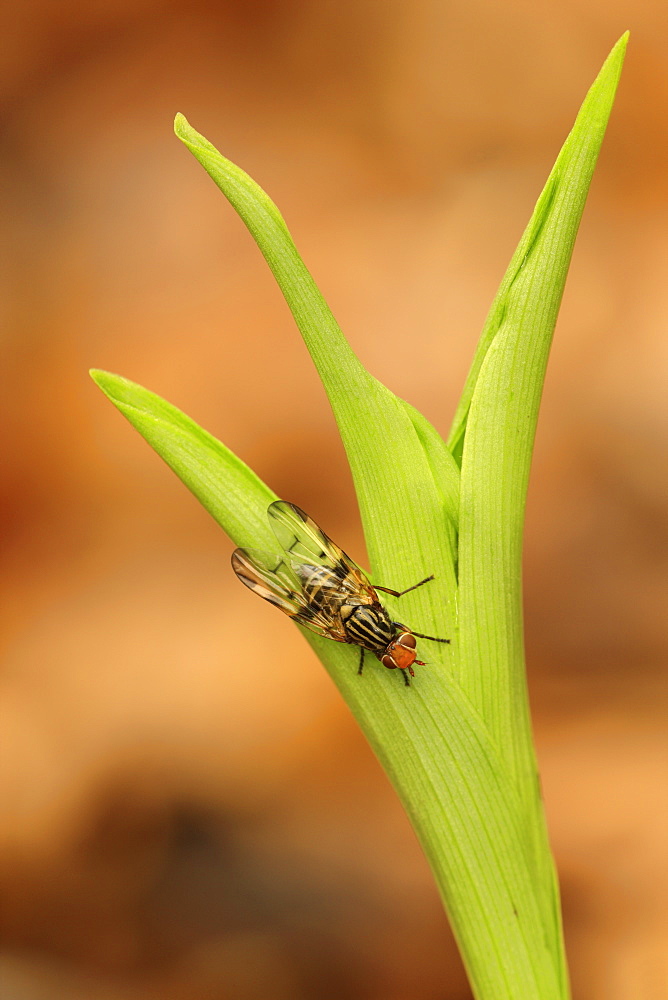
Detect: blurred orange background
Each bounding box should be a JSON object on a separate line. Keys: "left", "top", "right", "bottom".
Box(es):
{"left": 2, "top": 3, "right": 667, "bottom": 999}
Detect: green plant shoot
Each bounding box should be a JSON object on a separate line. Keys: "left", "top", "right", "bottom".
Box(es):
{"left": 91, "top": 33, "right": 627, "bottom": 1000}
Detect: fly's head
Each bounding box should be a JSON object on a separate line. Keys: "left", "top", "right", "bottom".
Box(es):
{"left": 380, "top": 632, "right": 419, "bottom": 676}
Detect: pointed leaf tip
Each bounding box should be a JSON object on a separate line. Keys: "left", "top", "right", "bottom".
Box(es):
{"left": 89, "top": 367, "right": 112, "bottom": 393}
{"left": 89, "top": 368, "right": 133, "bottom": 405}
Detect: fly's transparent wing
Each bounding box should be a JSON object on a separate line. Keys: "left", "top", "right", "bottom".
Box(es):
{"left": 231, "top": 547, "right": 348, "bottom": 641}
{"left": 231, "top": 548, "right": 300, "bottom": 615}
{"left": 268, "top": 501, "right": 375, "bottom": 601}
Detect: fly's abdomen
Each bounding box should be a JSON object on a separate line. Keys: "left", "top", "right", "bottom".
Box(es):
{"left": 296, "top": 564, "right": 345, "bottom": 615}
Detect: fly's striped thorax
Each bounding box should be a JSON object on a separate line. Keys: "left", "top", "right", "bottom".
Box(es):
{"left": 343, "top": 605, "right": 395, "bottom": 652}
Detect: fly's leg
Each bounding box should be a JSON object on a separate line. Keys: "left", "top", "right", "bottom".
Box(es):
{"left": 392, "top": 621, "right": 450, "bottom": 644}
{"left": 401, "top": 669, "right": 411, "bottom": 687}
{"left": 373, "top": 575, "right": 435, "bottom": 598}
{"left": 358, "top": 647, "right": 365, "bottom": 676}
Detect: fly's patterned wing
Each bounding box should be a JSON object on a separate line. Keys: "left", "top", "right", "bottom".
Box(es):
{"left": 231, "top": 547, "right": 348, "bottom": 641}
{"left": 233, "top": 502, "right": 446, "bottom": 682}
{"left": 267, "top": 501, "right": 377, "bottom": 603}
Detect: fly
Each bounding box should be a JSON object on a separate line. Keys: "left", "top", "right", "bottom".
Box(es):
{"left": 231, "top": 501, "right": 449, "bottom": 686}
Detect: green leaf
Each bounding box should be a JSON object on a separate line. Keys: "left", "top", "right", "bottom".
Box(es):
{"left": 453, "top": 35, "right": 627, "bottom": 987}
{"left": 456, "top": 26, "right": 626, "bottom": 838}
{"left": 173, "top": 112, "right": 460, "bottom": 607}
{"left": 90, "top": 369, "right": 277, "bottom": 548}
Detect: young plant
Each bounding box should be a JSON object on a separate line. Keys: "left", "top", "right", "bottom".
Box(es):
{"left": 91, "top": 34, "right": 627, "bottom": 1000}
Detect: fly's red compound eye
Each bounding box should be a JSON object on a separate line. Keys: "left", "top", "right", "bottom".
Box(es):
{"left": 381, "top": 653, "right": 397, "bottom": 670}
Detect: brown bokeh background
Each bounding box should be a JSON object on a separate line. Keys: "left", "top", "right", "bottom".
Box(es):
{"left": 2, "top": 3, "right": 667, "bottom": 999}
